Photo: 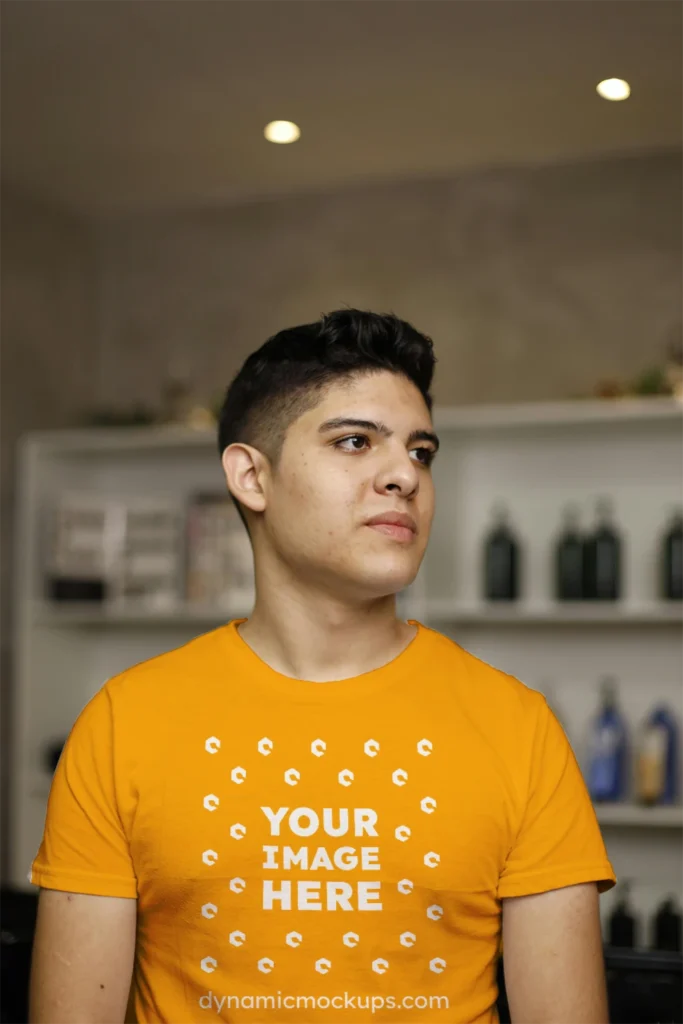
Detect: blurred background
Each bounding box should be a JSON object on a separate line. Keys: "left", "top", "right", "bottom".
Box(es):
{"left": 1, "top": 1, "right": 682, "bottom": 1021}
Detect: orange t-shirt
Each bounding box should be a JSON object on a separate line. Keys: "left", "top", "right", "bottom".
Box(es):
{"left": 31, "top": 619, "right": 616, "bottom": 1023}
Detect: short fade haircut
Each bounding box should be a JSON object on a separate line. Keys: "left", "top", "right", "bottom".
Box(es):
{"left": 217, "top": 308, "right": 437, "bottom": 531}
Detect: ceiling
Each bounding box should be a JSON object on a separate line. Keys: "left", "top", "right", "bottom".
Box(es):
{"left": 1, "top": 0, "right": 681, "bottom": 217}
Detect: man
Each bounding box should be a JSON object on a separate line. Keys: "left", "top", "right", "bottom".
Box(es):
{"left": 29, "top": 310, "right": 615, "bottom": 1023}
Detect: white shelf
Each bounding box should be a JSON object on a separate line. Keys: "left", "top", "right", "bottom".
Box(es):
{"left": 32, "top": 600, "right": 682, "bottom": 629}
{"left": 433, "top": 396, "right": 682, "bottom": 431}
{"left": 21, "top": 424, "right": 216, "bottom": 455}
{"left": 34, "top": 600, "right": 252, "bottom": 628}
{"left": 595, "top": 804, "right": 683, "bottom": 828}
{"left": 21, "top": 396, "right": 682, "bottom": 456}
{"left": 423, "top": 601, "right": 683, "bottom": 626}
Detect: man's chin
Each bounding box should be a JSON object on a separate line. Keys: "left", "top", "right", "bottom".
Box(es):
{"left": 348, "top": 562, "right": 419, "bottom": 599}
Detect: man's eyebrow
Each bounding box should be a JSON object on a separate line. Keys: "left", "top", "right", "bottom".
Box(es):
{"left": 317, "top": 417, "right": 440, "bottom": 452}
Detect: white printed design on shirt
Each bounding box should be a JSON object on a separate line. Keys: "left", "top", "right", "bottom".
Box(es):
{"left": 198, "top": 734, "right": 446, "bottom": 978}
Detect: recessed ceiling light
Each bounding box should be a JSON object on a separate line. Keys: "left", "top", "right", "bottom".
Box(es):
{"left": 264, "top": 120, "right": 301, "bottom": 144}
{"left": 596, "top": 78, "right": 631, "bottom": 101}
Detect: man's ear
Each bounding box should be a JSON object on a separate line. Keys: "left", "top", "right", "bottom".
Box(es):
{"left": 221, "top": 443, "right": 269, "bottom": 515}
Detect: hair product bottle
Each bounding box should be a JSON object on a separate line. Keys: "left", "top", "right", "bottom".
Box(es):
{"left": 652, "top": 896, "right": 682, "bottom": 952}
{"left": 554, "top": 504, "right": 584, "bottom": 601}
{"left": 607, "top": 882, "right": 638, "bottom": 948}
{"left": 483, "top": 503, "right": 520, "bottom": 602}
{"left": 635, "top": 704, "right": 679, "bottom": 806}
{"left": 661, "top": 509, "right": 683, "bottom": 601}
{"left": 583, "top": 497, "right": 622, "bottom": 601}
{"left": 43, "top": 739, "right": 65, "bottom": 774}
{"left": 587, "top": 677, "right": 628, "bottom": 803}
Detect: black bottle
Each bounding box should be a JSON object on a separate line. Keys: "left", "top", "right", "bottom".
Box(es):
{"left": 44, "top": 739, "right": 66, "bottom": 774}
{"left": 583, "top": 497, "right": 622, "bottom": 601}
{"left": 555, "top": 505, "right": 584, "bottom": 601}
{"left": 652, "top": 897, "right": 682, "bottom": 952}
{"left": 607, "top": 882, "right": 637, "bottom": 948}
{"left": 483, "top": 503, "right": 520, "bottom": 601}
{"left": 661, "top": 510, "right": 683, "bottom": 601}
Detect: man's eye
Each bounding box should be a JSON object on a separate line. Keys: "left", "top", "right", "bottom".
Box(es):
{"left": 334, "top": 435, "right": 369, "bottom": 452}
{"left": 334, "top": 436, "right": 435, "bottom": 466}
{"left": 413, "top": 447, "right": 435, "bottom": 467}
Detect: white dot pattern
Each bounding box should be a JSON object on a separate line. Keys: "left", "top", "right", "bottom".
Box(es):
{"left": 200, "top": 734, "right": 446, "bottom": 976}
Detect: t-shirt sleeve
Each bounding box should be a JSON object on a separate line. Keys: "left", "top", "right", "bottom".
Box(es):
{"left": 497, "top": 693, "right": 617, "bottom": 899}
{"left": 30, "top": 684, "right": 138, "bottom": 899}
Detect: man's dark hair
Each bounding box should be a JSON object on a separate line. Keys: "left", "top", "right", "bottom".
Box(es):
{"left": 217, "top": 308, "right": 437, "bottom": 531}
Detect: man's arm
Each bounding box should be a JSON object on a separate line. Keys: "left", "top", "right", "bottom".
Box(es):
{"left": 29, "top": 888, "right": 137, "bottom": 1024}
{"left": 502, "top": 882, "right": 609, "bottom": 1024}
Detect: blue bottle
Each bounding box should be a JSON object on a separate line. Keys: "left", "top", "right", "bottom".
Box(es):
{"left": 588, "top": 677, "right": 628, "bottom": 802}
{"left": 636, "top": 705, "right": 679, "bottom": 805}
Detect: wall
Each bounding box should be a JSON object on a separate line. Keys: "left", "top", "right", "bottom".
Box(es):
{"left": 0, "top": 185, "right": 97, "bottom": 880}
{"left": 2, "top": 149, "right": 681, "bottom": 882}
{"left": 95, "top": 151, "right": 682, "bottom": 412}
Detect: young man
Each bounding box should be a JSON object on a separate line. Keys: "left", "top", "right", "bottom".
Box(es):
{"left": 29, "top": 310, "right": 616, "bottom": 1024}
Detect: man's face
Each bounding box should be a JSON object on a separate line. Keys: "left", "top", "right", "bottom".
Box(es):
{"left": 258, "top": 370, "right": 437, "bottom": 601}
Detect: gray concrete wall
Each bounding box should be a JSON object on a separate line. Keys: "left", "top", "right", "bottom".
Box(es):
{"left": 95, "top": 151, "right": 682, "bottom": 412}
{"left": 0, "top": 185, "right": 97, "bottom": 880}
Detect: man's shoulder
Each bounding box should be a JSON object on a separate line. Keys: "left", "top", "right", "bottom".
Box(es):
{"left": 103, "top": 624, "right": 230, "bottom": 704}
{"left": 420, "top": 622, "right": 547, "bottom": 717}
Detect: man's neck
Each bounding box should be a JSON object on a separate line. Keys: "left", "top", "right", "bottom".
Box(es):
{"left": 236, "top": 594, "right": 416, "bottom": 683}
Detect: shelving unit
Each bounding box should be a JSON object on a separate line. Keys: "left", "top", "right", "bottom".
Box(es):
{"left": 33, "top": 599, "right": 682, "bottom": 629}
{"left": 594, "top": 805, "right": 683, "bottom": 829}
{"left": 424, "top": 601, "right": 682, "bottom": 626}
{"left": 11, "top": 396, "right": 683, "bottom": 935}
{"left": 32, "top": 601, "right": 247, "bottom": 628}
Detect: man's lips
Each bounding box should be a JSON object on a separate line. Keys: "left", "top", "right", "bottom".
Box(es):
{"left": 367, "top": 522, "right": 416, "bottom": 541}
{"left": 365, "top": 512, "right": 417, "bottom": 532}
{"left": 365, "top": 511, "right": 417, "bottom": 541}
